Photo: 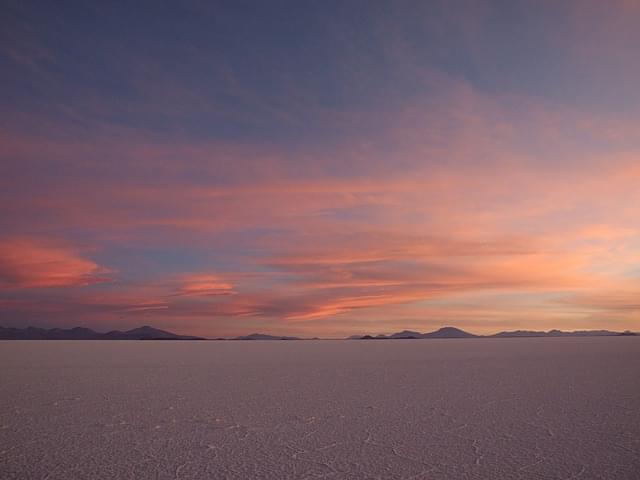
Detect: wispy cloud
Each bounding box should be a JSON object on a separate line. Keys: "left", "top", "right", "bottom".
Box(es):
{"left": 172, "top": 273, "right": 235, "bottom": 297}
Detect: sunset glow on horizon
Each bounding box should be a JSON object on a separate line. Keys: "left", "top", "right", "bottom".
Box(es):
{"left": 1, "top": 1, "right": 639, "bottom": 337}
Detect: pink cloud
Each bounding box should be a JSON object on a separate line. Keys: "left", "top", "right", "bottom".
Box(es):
{"left": 172, "top": 273, "right": 235, "bottom": 297}
{"left": 0, "top": 239, "right": 111, "bottom": 289}
{"left": 2, "top": 71, "right": 640, "bottom": 336}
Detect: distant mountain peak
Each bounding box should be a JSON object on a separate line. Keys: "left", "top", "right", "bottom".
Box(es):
{"left": 422, "top": 326, "right": 478, "bottom": 338}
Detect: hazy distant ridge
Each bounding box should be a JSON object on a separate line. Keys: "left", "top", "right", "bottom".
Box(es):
{"left": 349, "top": 326, "right": 636, "bottom": 340}
{"left": 232, "top": 333, "right": 301, "bottom": 341}
{"left": 490, "top": 329, "right": 623, "bottom": 338}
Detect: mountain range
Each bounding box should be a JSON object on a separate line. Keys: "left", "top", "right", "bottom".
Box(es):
{"left": 348, "top": 326, "right": 636, "bottom": 340}
{"left": 0, "top": 325, "right": 204, "bottom": 340}
{"left": 349, "top": 326, "right": 479, "bottom": 339}
{"left": 490, "top": 329, "right": 624, "bottom": 338}
{"left": 1, "top": 325, "right": 636, "bottom": 340}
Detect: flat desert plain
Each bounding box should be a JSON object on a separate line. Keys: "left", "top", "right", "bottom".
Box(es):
{"left": 1, "top": 337, "right": 639, "bottom": 479}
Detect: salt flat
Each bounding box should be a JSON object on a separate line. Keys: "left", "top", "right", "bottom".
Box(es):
{"left": 1, "top": 338, "right": 639, "bottom": 479}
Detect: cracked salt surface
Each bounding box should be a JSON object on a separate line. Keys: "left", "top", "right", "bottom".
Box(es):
{"left": 1, "top": 337, "right": 639, "bottom": 479}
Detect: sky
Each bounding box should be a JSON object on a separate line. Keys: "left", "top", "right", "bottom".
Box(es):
{"left": 1, "top": 0, "right": 639, "bottom": 338}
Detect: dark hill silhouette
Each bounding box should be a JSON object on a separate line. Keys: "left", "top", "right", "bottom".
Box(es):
{"left": 423, "top": 326, "right": 478, "bottom": 338}
{"left": 389, "top": 330, "right": 422, "bottom": 339}
{"left": 99, "top": 325, "right": 204, "bottom": 340}
{"left": 349, "top": 326, "right": 478, "bottom": 340}
{"left": 0, "top": 325, "right": 204, "bottom": 340}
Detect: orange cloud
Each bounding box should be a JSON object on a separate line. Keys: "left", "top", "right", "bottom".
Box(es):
{"left": 0, "top": 239, "right": 111, "bottom": 289}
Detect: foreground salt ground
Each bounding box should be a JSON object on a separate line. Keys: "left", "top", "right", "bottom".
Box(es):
{"left": 1, "top": 338, "right": 639, "bottom": 479}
